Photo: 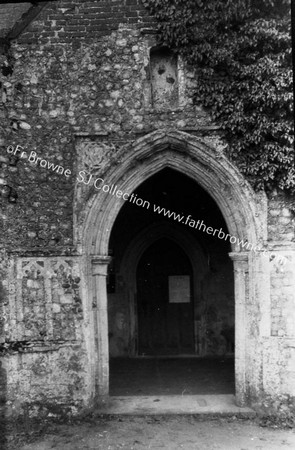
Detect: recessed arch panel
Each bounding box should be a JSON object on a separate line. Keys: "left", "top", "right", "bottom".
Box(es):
{"left": 117, "top": 221, "right": 209, "bottom": 356}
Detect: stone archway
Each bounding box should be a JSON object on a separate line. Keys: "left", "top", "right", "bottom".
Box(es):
{"left": 78, "top": 130, "right": 267, "bottom": 406}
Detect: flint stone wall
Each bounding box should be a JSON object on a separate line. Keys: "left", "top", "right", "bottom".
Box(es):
{"left": 0, "top": 0, "right": 294, "bottom": 418}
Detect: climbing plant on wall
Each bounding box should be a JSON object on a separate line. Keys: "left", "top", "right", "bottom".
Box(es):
{"left": 143, "top": 0, "right": 294, "bottom": 194}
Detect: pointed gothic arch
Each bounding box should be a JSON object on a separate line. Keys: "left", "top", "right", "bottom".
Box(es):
{"left": 80, "top": 130, "right": 266, "bottom": 255}
{"left": 78, "top": 130, "right": 267, "bottom": 406}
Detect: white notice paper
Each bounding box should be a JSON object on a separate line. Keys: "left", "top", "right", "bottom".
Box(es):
{"left": 168, "top": 275, "right": 190, "bottom": 303}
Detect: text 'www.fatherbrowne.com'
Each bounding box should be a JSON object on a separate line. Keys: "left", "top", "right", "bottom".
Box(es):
{"left": 5, "top": 145, "right": 288, "bottom": 265}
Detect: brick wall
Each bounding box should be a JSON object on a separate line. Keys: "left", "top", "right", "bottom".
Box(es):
{"left": 17, "top": 0, "right": 157, "bottom": 44}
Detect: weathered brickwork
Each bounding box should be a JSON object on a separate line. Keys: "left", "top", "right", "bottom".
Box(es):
{"left": 16, "top": 0, "right": 156, "bottom": 44}
{"left": 0, "top": 0, "right": 295, "bottom": 418}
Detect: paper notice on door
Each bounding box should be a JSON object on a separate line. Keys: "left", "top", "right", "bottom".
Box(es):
{"left": 168, "top": 275, "right": 190, "bottom": 303}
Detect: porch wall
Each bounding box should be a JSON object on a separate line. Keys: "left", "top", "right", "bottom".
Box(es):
{"left": 2, "top": 243, "right": 295, "bottom": 416}
{"left": 0, "top": 256, "right": 93, "bottom": 418}
{"left": 0, "top": 2, "right": 294, "bottom": 418}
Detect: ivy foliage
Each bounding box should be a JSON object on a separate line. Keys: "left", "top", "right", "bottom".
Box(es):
{"left": 143, "top": 0, "right": 294, "bottom": 193}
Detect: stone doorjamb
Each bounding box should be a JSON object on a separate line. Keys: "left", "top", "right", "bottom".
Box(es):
{"left": 92, "top": 255, "right": 112, "bottom": 396}
{"left": 229, "top": 251, "right": 249, "bottom": 406}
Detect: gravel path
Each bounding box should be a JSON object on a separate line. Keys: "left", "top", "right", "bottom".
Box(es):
{"left": 5, "top": 415, "right": 295, "bottom": 450}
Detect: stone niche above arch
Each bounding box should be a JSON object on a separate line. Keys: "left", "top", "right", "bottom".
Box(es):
{"left": 149, "top": 46, "right": 179, "bottom": 109}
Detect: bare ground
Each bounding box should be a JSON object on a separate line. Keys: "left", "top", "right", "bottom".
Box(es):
{"left": 3, "top": 415, "right": 295, "bottom": 450}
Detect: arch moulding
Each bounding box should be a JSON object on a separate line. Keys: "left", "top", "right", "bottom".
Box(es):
{"left": 79, "top": 129, "right": 266, "bottom": 255}
{"left": 78, "top": 130, "right": 267, "bottom": 406}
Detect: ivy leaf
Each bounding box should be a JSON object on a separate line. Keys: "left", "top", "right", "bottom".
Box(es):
{"left": 143, "top": 0, "right": 294, "bottom": 194}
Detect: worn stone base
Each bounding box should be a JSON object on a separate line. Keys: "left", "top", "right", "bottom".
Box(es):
{"left": 95, "top": 394, "right": 256, "bottom": 417}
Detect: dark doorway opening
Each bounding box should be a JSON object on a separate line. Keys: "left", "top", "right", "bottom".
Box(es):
{"left": 108, "top": 168, "right": 235, "bottom": 397}
{"left": 110, "top": 357, "right": 234, "bottom": 396}
{"left": 137, "top": 238, "right": 194, "bottom": 356}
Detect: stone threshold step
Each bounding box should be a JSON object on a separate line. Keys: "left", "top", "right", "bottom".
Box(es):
{"left": 96, "top": 394, "right": 256, "bottom": 417}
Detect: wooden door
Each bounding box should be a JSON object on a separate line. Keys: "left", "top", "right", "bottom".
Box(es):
{"left": 136, "top": 238, "right": 194, "bottom": 355}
